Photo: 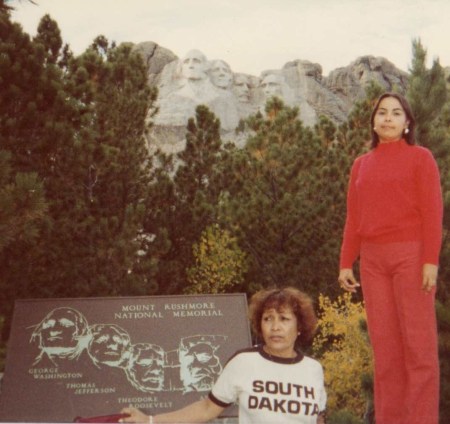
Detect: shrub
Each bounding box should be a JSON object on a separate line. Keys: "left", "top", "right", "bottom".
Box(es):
{"left": 313, "top": 293, "right": 373, "bottom": 418}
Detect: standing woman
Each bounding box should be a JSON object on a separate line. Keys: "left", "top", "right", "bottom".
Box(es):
{"left": 120, "top": 287, "right": 326, "bottom": 423}
{"left": 338, "top": 92, "right": 443, "bottom": 424}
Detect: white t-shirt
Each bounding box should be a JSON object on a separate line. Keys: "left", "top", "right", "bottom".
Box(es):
{"left": 209, "top": 346, "right": 326, "bottom": 424}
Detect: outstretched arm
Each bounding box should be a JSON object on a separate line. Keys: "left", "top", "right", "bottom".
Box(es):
{"left": 120, "top": 397, "right": 225, "bottom": 423}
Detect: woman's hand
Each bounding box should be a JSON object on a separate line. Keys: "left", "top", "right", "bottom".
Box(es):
{"left": 422, "top": 263, "right": 438, "bottom": 293}
{"left": 119, "top": 398, "right": 223, "bottom": 424}
{"left": 119, "top": 407, "right": 148, "bottom": 423}
{"left": 338, "top": 268, "right": 360, "bottom": 293}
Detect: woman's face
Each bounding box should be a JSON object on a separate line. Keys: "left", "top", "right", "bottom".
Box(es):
{"left": 373, "top": 96, "right": 409, "bottom": 142}
{"left": 261, "top": 306, "right": 298, "bottom": 358}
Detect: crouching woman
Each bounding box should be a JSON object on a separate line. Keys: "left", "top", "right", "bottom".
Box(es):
{"left": 120, "top": 287, "right": 326, "bottom": 424}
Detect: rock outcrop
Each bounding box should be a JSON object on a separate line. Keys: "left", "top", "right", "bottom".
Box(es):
{"left": 324, "top": 56, "right": 409, "bottom": 109}
{"left": 132, "top": 41, "right": 178, "bottom": 86}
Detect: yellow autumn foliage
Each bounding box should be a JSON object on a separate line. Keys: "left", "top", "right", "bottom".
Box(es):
{"left": 312, "top": 293, "right": 373, "bottom": 418}
{"left": 185, "top": 224, "right": 248, "bottom": 294}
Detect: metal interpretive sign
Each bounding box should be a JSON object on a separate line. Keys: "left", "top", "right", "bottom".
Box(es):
{"left": 0, "top": 293, "right": 251, "bottom": 423}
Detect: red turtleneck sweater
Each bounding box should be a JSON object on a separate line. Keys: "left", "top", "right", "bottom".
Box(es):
{"left": 340, "top": 139, "right": 443, "bottom": 268}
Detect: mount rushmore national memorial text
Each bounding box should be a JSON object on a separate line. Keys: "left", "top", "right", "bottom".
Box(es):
{"left": 133, "top": 42, "right": 410, "bottom": 153}
{"left": 0, "top": 295, "right": 251, "bottom": 423}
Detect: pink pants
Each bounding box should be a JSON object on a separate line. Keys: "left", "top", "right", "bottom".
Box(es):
{"left": 360, "top": 241, "right": 439, "bottom": 424}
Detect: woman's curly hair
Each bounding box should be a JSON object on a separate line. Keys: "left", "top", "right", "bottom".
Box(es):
{"left": 248, "top": 287, "right": 318, "bottom": 348}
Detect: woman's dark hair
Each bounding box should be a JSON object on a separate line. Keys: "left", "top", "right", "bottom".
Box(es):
{"left": 248, "top": 287, "right": 318, "bottom": 348}
{"left": 370, "top": 92, "right": 416, "bottom": 148}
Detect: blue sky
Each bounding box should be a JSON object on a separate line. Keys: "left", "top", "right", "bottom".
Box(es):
{"left": 9, "top": 0, "right": 450, "bottom": 77}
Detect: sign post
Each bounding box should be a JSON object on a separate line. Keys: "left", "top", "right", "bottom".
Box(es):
{"left": 0, "top": 294, "right": 251, "bottom": 423}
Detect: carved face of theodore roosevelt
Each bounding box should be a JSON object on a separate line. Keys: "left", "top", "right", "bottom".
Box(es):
{"left": 126, "top": 343, "right": 165, "bottom": 392}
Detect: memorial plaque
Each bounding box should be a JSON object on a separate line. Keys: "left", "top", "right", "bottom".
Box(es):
{"left": 0, "top": 294, "right": 251, "bottom": 423}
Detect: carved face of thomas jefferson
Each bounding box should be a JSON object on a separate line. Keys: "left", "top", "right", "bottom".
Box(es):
{"left": 87, "top": 324, "right": 130, "bottom": 367}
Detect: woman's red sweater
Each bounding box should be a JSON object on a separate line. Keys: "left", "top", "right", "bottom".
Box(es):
{"left": 340, "top": 139, "right": 443, "bottom": 268}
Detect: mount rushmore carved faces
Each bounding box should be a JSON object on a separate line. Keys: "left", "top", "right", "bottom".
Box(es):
{"left": 87, "top": 324, "right": 131, "bottom": 368}
{"left": 30, "top": 307, "right": 89, "bottom": 365}
{"left": 179, "top": 49, "right": 209, "bottom": 81}
{"left": 233, "top": 73, "right": 252, "bottom": 103}
{"left": 153, "top": 49, "right": 318, "bottom": 132}
{"left": 125, "top": 343, "right": 166, "bottom": 392}
{"left": 209, "top": 60, "right": 233, "bottom": 90}
{"left": 148, "top": 48, "right": 409, "bottom": 135}
{"left": 260, "top": 73, "right": 284, "bottom": 99}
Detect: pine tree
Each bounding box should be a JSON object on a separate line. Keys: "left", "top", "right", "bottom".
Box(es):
{"left": 148, "top": 105, "right": 225, "bottom": 294}
{"left": 217, "top": 98, "right": 353, "bottom": 297}
{"left": 34, "top": 13, "right": 63, "bottom": 64}
{"left": 0, "top": 12, "right": 158, "bottom": 343}
{"left": 0, "top": 13, "right": 72, "bottom": 175}
{"left": 38, "top": 37, "right": 159, "bottom": 298}
{"left": 141, "top": 150, "right": 178, "bottom": 293}
{"left": 0, "top": 10, "right": 74, "bottom": 340}
{"left": 408, "top": 39, "right": 447, "bottom": 150}
{"left": 0, "top": 152, "right": 47, "bottom": 252}
{"left": 406, "top": 39, "right": 450, "bottom": 296}
{"left": 0, "top": 152, "right": 48, "bottom": 329}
